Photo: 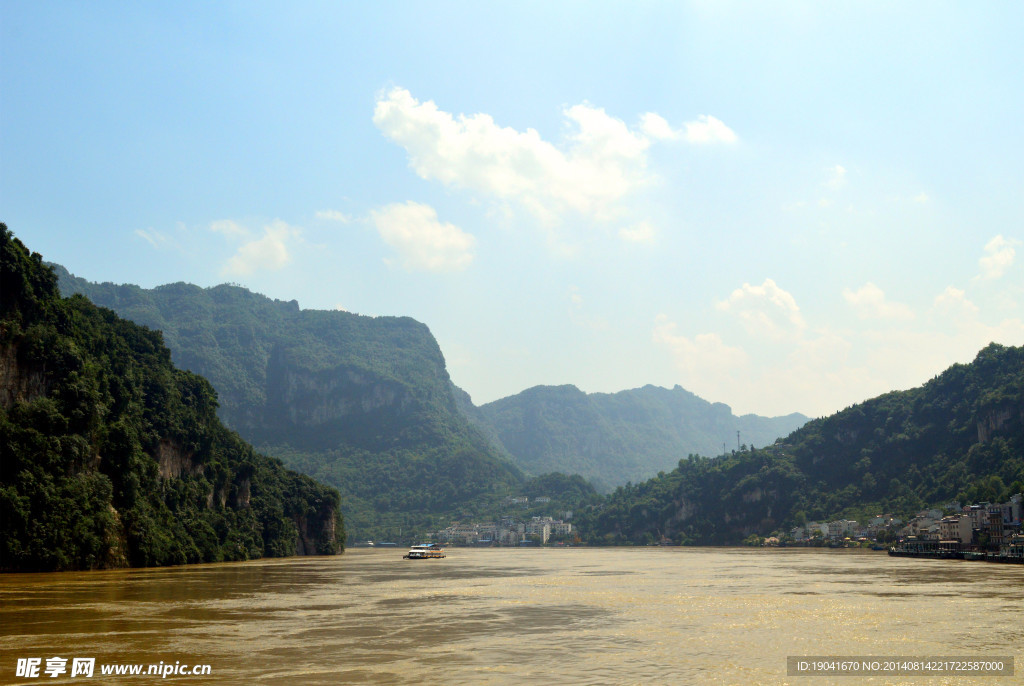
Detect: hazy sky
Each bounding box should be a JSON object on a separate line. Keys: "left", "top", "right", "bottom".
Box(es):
{"left": 3, "top": 2, "right": 1022, "bottom": 417}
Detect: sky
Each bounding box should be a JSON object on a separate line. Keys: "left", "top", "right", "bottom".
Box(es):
{"left": 2, "top": 2, "right": 1023, "bottom": 418}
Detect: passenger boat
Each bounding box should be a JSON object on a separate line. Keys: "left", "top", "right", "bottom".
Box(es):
{"left": 403, "top": 543, "right": 446, "bottom": 559}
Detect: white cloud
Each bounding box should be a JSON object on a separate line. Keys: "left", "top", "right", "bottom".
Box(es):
{"left": 978, "top": 234, "right": 1019, "bottom": 280}
{"left": 681, "top": 114, "right": 738, "bottom": 144}
{"left": 209, "top": 219, "right": 248, "bottom": 238}
{"left": 316, "top": 210, "right": 351, "bottom": 223}
{"left": 619, "top": 221, "right": 656, "bottom": 244}
{"left": 220, "top": 220, "right": 299, "bottom": 276}
{"left": 823, "top": 164, "right": 847, "bottom": 190}
{"left": 653, "top": 314, "right": 748, "bottom": 377}
{"left": 933, "top": 286, "right": 979, "bottom": 320}
{"left": 134, "top": 228, "right": 172, "bottom": 250}
{"left": 912, "top": 192, "right": 930, "bottom": 204}
{"left": 842, "top": 282, "right": 915, "bottom": 321}
{"left": 639, "top": 112, "right": 738, "bottom": 144}
{"left": 716, "top": 278, "right": 806, "bottom": 340}
{"left": 370, "top": 201, "right": 475, "bottom": 272}
{"left": 639, "top": 112, "right": 677, "bottom": 140}
{"left": 656, "top": 272, "right": 1024, "bottom": 417}
{"left": 374, "top": 88, "right": 651, "bottom": 225}
{"left": 374, "top": 88, "right": 736, "bottom": 232}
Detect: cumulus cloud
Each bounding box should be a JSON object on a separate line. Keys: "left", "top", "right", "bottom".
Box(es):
{"left": 656, "top": 273, "right": 1024, "bottom": 417}
{"left": 716, "top": 278, "right": 806, "bottom": 340}
{"left": 639, "top": 112, "right": 738, "bottom": 144}
{"left": 374, "top": 88, "right": 651, "bottom": 224}
{"left": 370, "top": 201, "right": 475, "bottom": 272}
{"left": 978, "top": 234, "right": 1019, "bottom": 280}
{"left": 653, "top": 314, "right": 748, "bottom": 376}
{"left": 842, "top": 282, "right": 915, "bottom": 321}
{"left": 374, "top": 88, "right": 737, "bottom": 230}
{"left": 681, "top": 114, "right": 739, "bottom": 144}
{"left": 315, "top": 210, "right": 351, "bottom": 223}
{"left": 933, "top": 286, "right": 979, "bottom": 319}
{"left": 220, "top": 220, "right": 299, "bottom": 276}
{"left": 639, "top": 113, "right": 678, "bottom": 140}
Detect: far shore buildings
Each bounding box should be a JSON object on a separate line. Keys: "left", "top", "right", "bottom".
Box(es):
{"left": 432, "top": 499, "right": 574, "bottom": 546}
{"left": 436, "top": 493, "right": 1022, "bottom": 550}
{"left": 789, "top": 493, "right": 1022, "bottom": 551}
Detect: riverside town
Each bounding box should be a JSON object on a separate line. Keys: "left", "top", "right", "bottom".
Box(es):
{"left": 778, "top": 493, "right": 1023, "bottom": 563}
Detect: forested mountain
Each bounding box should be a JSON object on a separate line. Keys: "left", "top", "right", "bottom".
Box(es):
{"left": 54, "top": 265, "right": 526, "bottom": 540}
{"left": 468, "top": 383, "right": 808, "bottom": 491}
{"left": 580, "top": 343, "right": 1024, "bottom": 545}
{"left": 1, "top": 227, "right": 342, "bottom": 571}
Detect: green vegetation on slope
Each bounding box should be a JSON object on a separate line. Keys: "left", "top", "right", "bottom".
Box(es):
{"left": 54, "top": 265, "right": 528, "bottom": 541}
{"left": 1, "top": 227, "right": 342, "bottom": 571}
{"left": 579, "top": 344, "right": 1024, "bottom": 544}
{"left": 471, "top": 383, "right": 808, "bottom": 491}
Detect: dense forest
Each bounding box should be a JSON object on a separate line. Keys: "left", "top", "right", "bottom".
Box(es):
{"left": 579, "top": 343, "right": 1024, "bottom": 545}
{"left": 463, "top": 383, "right": 807, "bottom": 491}
{"left": 1, "top": 226, "right": 342, "bottom": 571}
{"left": 54, "top": 265, "right": 542, "bottom": 540}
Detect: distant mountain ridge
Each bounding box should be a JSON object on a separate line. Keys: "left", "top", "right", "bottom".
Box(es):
{"left": 463, "top": 382, "right": 808, "bottom": 491}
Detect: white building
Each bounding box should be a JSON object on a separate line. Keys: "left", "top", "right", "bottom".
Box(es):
{"left": 939, "top": 514, "right": 972, "bottom": 544}
{"left": 827, "top": 520, "right": 859, "bottom": 540}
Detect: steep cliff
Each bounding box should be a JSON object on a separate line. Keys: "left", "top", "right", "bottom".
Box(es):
{"left": 1, "top": 226, "right": 343, "bottom": 571}
{"left": 54, "top": 264, "right": 524, "bottom": 540}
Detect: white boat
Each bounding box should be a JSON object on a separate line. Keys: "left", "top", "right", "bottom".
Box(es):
{"left": 403, "top": 543, "right": 445, "bottom": 559}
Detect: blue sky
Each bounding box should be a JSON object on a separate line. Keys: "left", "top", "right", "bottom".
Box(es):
{"left": 3, "top": 2, "right": 1022, "bottom": 417}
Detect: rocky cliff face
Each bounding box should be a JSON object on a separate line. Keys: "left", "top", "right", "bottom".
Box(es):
{"left": 977, "top": 406, "right": 1022, "bottom": 443}
{"left": 156, "top": 439, "right": 201, "bottom": 479}
{"left": 294, "top": 509, "right": 337, "bottom": 556}
{"left": 270, "top": 366, "right": 409, "bottom": 424}
{"left": 0, "top": 344, "right": 49, "bottom": 409}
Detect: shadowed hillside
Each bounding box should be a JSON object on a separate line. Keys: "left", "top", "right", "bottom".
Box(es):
{"left": 1, "top": 226, "right": 342, "bottom": 571}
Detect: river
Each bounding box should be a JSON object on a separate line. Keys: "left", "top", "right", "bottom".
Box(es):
{"left": 1, "top": 547, "right": 1020, "bottom": 685}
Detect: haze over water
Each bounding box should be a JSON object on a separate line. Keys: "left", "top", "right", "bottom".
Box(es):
{"left": 2, "top": 547, "right": 1020, "bottom": 685}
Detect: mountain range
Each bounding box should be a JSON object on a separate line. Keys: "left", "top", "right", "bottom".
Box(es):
{"left": 461, "top": 383, "right": 807, "bottom": 491}
{"left": 54, "top": 265, "right": 806, "bottom": 534}
{"left": 7, "top": 227, "right": 1021, "bottom": 554}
